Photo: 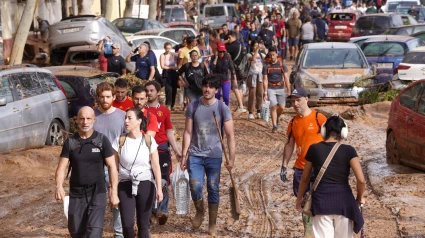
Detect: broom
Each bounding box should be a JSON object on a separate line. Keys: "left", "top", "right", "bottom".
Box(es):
{"left": 212, "top": 111, "right": 241, "bottom": 219}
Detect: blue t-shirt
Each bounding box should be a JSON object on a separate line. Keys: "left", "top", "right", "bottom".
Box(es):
{"left": 130, "top": 54, "right": 155, "bottom": 80}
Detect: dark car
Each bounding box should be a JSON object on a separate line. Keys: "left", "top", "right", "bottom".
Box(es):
{"left": 386, "top": 79, "right": 425, "bottom": 171}
{"left": 45, "top": 66, "right": 119, "bottom": 117}
{"left": 112, "top": 18, "right": 167, "bottom": 33}
{"left": 361, "top": 36, "right": 425, "bottom": 83}
{"left": 352, "top": 14, "right": 405, "bottom": 37}
{"left": 163, "top": 5, "right": 188, "bottom": 23}
{"left": 383, "top": 23, "right": 425, "bottom": 35}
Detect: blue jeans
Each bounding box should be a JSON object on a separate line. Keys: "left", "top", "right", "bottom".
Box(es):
{"left": 105, "top": 170, "right": 124, "bottom": 238}
{"left": 153, "top": 179, "right": 169, "bottom": 214}
{"left": 187, "top": 156, "right": 222, "bottom": 204}
{"left": 292, "top": 168, "right": 315, "bottom": 197}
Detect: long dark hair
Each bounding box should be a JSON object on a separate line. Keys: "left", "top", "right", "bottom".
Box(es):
{"left": 126, "top": 108, "right": 148, "bottom": 132}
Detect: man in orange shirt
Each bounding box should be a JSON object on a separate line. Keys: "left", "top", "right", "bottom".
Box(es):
{"left": 112, "top": 78, "right": 133, "bottom": 111}
{"left": 280, "top": 87, "right": 327, "bottom": 238}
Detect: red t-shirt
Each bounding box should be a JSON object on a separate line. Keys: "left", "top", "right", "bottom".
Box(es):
{"left": 113, "top": 97, "right": 133, "bottom": 112}
{"left": 144, "top": 109, "right": 159, "bottom": 134}
{"left": 145, "top": 104, "right": 173, "bottom": 146}
{"left": 241, "top": 20, "right": 247, "bottom": 29}
{"left": 273, "top": 20, "right": 285, "bottom": 37}
{"left": 99, "top": 54, "right": 108, "bottom": 72}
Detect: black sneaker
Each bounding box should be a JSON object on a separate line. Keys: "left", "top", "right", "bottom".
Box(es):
{"left": 272, "top": 125, "right": 278, "bottom": 133}
{"left": 157, "top": 211, "right": 168, "bottom": 225}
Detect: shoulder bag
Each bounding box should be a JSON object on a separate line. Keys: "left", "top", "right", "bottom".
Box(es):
{"left": 302, "top": 142, "right": 341, "bottom": 217}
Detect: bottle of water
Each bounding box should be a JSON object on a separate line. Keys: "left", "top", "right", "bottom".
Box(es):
{"left": 241, "top": 81, "right": 247, "bottom": 95}
{"left": 103, "top": 39, "right": 113, "bottom": 55}
{"left": 262, "top": 101, "right": 270, "bottom": 122}
{"left": 175, "top": 175, "right": 190, "bottom": 215}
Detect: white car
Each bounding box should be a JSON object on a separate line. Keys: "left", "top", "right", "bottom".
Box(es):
{"left": 395, "top": 46, "right": 425, "bottom": 81}
{"left": 125, "top": 35, "right": 178, "bottom": 74}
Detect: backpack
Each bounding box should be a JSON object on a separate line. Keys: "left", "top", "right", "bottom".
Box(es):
{"left": 66, "top": 132, "right": 105, "bottom": 178}
{"left": 261, "top": 29, "right": 273, "bottom": 47}
{"left": 229, "top": 42, "right": 249, "bottom": 81}
{"left": 186, "top": 62, "right": 206, "bottom": 94}
{"left": 192, "top": 99, "right": 225, "bottom": 138}
{"left": 118, "top": 133, "right": 152, "bottom": 159}
{"left": 287, "top": 111, "right": 321, "bottom": 143}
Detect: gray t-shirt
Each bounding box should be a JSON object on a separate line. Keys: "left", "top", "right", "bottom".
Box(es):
{"left": 301, "top": 23, "right": 315, "bottom": 40}
{"left": 185, "top": 99, "right": 232, "bottom": 158}
{"left": 93, "top": 107, "right": 126, "bottom": 144}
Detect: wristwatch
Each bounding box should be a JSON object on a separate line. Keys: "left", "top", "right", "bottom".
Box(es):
{"left": 264, "top": 92, "right": 268, "bottom": 95}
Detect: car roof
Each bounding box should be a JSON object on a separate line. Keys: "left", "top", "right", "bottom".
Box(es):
{"left": 60, "top": 15, "right": 98, "bottom": 21}
{"left": 407, "top": 46, "right": 425, "bottom": 52}
{"left": 135, "top": 27, "right": 194, "bottom": 34}
{"left": 364, "top": 35, "right": 416, "bottom": 43}
{"left": 359, "top": 13, "right": 399, "bottom": 17}
{"left": 350, "top": 35, "right": 408, "bottom": 42}
{"left": 304, "top": 42, "right": 360, "bottom": 49}
{"left": 328, "top": 9, "right": 361, "bottom": 14}
{"left": 388, "top": 23, "right": 425, "bottom": 29}
{"left": 166, "top": 22, "right": 195, "bottom": 26}
{"left": 67, "top": 45, "right": 98, "bottom": 52}
{"left": 0, "top": 64, "right": 53, "bottom": 74}
{"left": 204, "top": 3, "right": 237, "bottom": 6}
{"left": 59, "top": 15, "right": 101, "bottom": 23}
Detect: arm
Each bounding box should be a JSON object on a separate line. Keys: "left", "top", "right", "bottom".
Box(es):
{"left": 126, "top": 53, "right": 133, "bottom": 62}
{"left": 282, "top": 135, "right": 295, "bottom": 167}
{"left": 350, "top": 157, "right": 366, "bottom": 204}
{"left": 181, "top": 117, "right": 193, "bottom": 170}
{"left": 263, "top": 74, "right": 268, "bottom": 101}
{"left": 150, "top": 149, "right": 163, "bottom": 202}
{"left": 148, "top": 66, "right": 155, "bottom": 81}
{"left": 166, "top": 129, "right": 182, "bottom": 162}
{"left": 284, "top": 72, "right": 291, "bottom": 95}
{"left": 177, "top": 55, "right": 184, "bottom": 69}
{"left": 97, "top": 40, "right": 104, "bottom": 56}
{"left": 295, "top": 161, "right": 313, "bottom": 211}
{"left": 121, "top": 59, "right": 126, "bottom": 75}
{"left": 55, "top": 157, "right": 69, "bottom": 202}
{"left": 105, "top": 155, "right": 119, "bottom": 208}
{"left": 273, "top": 35, "right": 278, "bottom": 46}
{"left": 224, "top": 119, "right": 236, "bottom": 171}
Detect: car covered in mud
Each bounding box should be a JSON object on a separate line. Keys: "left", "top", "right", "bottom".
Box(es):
{"left": 290, "top": 42, "right": 373, "bottom": 106}
{"left": 386, "top": 79, "right": 425, "bottom": 170}
{"left": 62, "top": 45, "right": 100, "bottom": 68}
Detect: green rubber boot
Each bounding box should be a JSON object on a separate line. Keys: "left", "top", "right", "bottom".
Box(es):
{"left": 191, "top": 199, "right": 204, "bottom": 229}
{"left": 303, "top": 214, "right": 314, "bottom": 238}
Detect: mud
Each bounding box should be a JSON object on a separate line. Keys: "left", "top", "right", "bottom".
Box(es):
{"left": 305, "top": 68, "right": 366, "bottom": 79}
{"left": 1, "top": 100, "right": 424, "bottom": 237}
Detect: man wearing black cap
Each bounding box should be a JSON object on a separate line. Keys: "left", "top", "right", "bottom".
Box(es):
{"left": 263, "top": 47, "right": 291, "bottom": 132}
{"left": 280, "top": 87, "right": 327, "bottom": 238}
{"left": 259, "top": 22, "right": 278, "bottom": 53}
{"left": 102, "top": 42, "right": 126, "bottom": 76}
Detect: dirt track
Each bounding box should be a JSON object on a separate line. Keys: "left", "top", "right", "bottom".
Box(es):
{"left": 1, "top": 101, "right": 425, "bottom": 238}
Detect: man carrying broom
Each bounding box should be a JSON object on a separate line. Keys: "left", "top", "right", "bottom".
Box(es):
{"left": 181, "top": 74, "right": 236, "bottom": 236}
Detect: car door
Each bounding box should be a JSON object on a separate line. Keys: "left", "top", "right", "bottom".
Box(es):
{"left": 406, "top": 82, "right": 425, "bottom": 166}
{"left": 0, "top": 74, "right": 24, "bottom": 152}
{"left": 10, "top": 72, "right": 52, "bottom": 148}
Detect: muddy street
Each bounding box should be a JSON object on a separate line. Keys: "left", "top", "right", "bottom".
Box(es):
{"left": 0, "top": 102, "right": 424, "bottom": 238}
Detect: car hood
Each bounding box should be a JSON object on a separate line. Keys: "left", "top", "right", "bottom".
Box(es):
{"left": 301, "top": 68, "right": 369, "bottom": 84}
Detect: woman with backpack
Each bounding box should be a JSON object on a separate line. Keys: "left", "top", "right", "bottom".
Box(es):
{"left": 177, "top": 50, "right": 209, "bottom": 103}
{"left": 112, "top": 107, "right": 163, "bottom": 238}
{"left": 247, "top": 40, "right": 266, "bottom": 119}
{"left": 209, "top": 43, "right": 237, "bottom": 106}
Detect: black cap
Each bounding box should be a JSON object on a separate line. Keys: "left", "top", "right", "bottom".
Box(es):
{"left": 290, "top": 88, "right": 308, "bottom": 98}
{"left": 262, "top": 22, "right": 269, "bottom": 28}
{"left": 268, "top": 46, "right": 278, "bottom": 53}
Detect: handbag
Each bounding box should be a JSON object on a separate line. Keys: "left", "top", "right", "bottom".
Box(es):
{"left": 302, "top": 142, "right": 341, "bottom": 217}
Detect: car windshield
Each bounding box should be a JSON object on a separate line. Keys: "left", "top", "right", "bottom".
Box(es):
{"left": 205, "top": 7, "right": 225, "bottom": 17}
{"left": 330, "top": 13, "right": 354, "bottom": 21}
{"left": 389, "top": 2, "right": 418, "bottom": 12}
{"left": 302, "top": 49, "right": 365, "bottom": 68}
{"left": 362, "top": 42, "right": 407, "bottom": 56}
{"left": 402, "top": 51, "right": 425, "bottom": 63}
{"left": 69, "top": 51, "right": 99, "bottom": 63}
{"left": 356, "top": 16, "right": 389, "bottom": 30}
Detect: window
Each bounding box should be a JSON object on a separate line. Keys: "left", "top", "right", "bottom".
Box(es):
{"left": 0, "top": 75, "right": 14, "bottom": 103}
{"left": 113, "top": 19, "right": 124, "bottom": 27}
{"left": 161, "top": 31, "right": 175, "bottom": 41}
{"left": 356, "top": 16, "right": 390, "bottom": 30}
{"left": 389, "top": 1, "right": 417, "bottom": 12}
{"left": 205, "top": 7, "right": 225, "bottom": 17}
{"left": 10, "top": 73, "right": 44, "bottom": 99}
{"left": 362, "top": 42, "right": 406, "bottom": 57}
{"left": 69, "top": 51, "right": 100, "bottom": 63}
{"left": 152, "top": 38, "right": 174, "bottom": 50}
{"left": 407, "top": 39, "right": 424, "bottom": 50}
{"left": 37, "top": 72, "right": 61, "bottom": 93}
{"left": 403, "top": 52, "right": 425, "bottom": 64}
{"left": 330, "top": 13, "right": 354, "bottom": 21}
{"left": 59, "top": 81, "right": 78, "bottom": 99}
{"left": 302, "top": 49, "right": 365, "bottom": 69}
{"left": 171, "top": 9, "right": 185, "bottom": 19}
{"left": 400, "top": 83, "right": 424, "bottom": 110}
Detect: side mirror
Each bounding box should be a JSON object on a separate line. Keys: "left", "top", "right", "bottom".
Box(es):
{"left": 128, "top": 42, "right": 133, "bottom": 47}
{"left": 0, "top": 97, "right": 7, "bottom": 106}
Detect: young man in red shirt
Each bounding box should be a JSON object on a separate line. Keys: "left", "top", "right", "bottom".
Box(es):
{"left": 112, "top": 78, "right": 133, "bottom": 111}
{"left": 273, "top": 14, "right": 286, "bottom": 58}
{"left": 131, "top": 85, "right": 158, "bottom": 137}
{"left": 145, "top": 81, "right": 182, "bottom": 225}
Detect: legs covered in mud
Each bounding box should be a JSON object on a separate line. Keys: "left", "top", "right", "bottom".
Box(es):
{"left": 302, "top": 214, "right": 314, "bottom": 238}
{"left": 187, "top": 156, "right": 222, "bottom": 233}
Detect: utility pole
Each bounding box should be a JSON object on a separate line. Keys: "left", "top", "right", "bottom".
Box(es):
{"left": 1, "top": 0, "right": 14, "bottom": 64}
{"left": 124, "top": 0, "right": 134, "bottom": 17}
{"left": 71, "top": 0, "right": 77, "bottom": 15}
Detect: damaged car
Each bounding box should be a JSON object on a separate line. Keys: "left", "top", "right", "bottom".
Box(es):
{"left": 290, "top": 42, "right": 374, "bottom": 106}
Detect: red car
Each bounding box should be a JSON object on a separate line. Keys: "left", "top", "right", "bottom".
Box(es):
{"left": 327, "top": 10, "right": 362, "bottom": 42}
{"left": 386, "top": 79, "right": 425, "bottom": 170}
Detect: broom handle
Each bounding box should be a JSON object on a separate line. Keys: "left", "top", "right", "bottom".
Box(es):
{"left": 212, "top": 111, "right": 232, "bottom": 174}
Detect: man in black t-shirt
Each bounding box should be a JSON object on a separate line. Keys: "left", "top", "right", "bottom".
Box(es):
{"left": 259, "top": 23, "right": 278, "bottom": 53}
{"left": 104, "top": 43, "right": 127, "bottom": 75}
{"left": 55, "top": 106, "right": 119, "bottom": 238}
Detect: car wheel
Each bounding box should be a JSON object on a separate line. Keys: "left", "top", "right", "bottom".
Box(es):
{"left": 46, "top": 119, "right": 65, "bottom": 146}
{"left": 386, "top": 131, "right": 400, "bottom": 164}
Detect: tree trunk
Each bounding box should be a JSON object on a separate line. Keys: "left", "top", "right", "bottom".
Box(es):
{"left": 124, "top": 0, "right": 133, "bottom": 17}
{"left": 9, "top": 0, "right": 38, "bottom": 65}
{"left": 77, "top": 0, "right": 93, "bottom": 14}
{"left": 104, "top": 0, "right": 113, "bottom": 20}
{"left": 1, "top": 0, "right": 14, "bottom": 65}
{"left": 148, "top": 0, "right": 157, "bottom": 19}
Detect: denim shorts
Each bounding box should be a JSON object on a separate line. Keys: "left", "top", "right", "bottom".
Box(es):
{"left": 288, "top": 37, "right": 299, "bottom": 47}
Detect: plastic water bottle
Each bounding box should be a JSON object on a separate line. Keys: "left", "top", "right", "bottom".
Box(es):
{"left": 261, "top": 101, "right": 271, "bottom": 122}
{"left": 103, "top": 39, "right": 113, "bottom": 55}
{"left": 241, "top": 81, "right": 247, "bottom": 95}
{"left": 175, "top": 175, "right": 190, "bottom": 215}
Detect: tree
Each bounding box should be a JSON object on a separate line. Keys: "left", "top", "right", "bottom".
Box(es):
{"left": 104, "top": 0, "right": 113, "bottom": 20}
{"left": 124, "top": 0, "right": 133, "bottom": 17}
{"left": 9, "top": 0, "right": 38, "bottom": 65}
{"left": 1, "top": 0, "right": 14, "bottom": 65}
{"left": 148, "top": 0, "right": 157, "bottom": 19}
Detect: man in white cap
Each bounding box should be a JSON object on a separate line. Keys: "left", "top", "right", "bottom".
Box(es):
{"left": 102, "top": 42, "right": 127, "bottom": 76}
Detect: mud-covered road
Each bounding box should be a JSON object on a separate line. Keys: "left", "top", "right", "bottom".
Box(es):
{"left": 1, "top": 101, "right": 425, "bottom": 238}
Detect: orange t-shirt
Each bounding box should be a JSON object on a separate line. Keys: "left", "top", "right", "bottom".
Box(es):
{"left": 113, "top": 97, "right": 133, "bottom": 112}
{"left": 286, "top": 110, "right": 327, "bottom": 170}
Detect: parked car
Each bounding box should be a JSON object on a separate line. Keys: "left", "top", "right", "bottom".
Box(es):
{"left": 382, "top": 0, "right": 421, "bottom": 13}
{"left": 48, "top": 15, "right": 133, "bottom": 68}
{"left": 133, "top": 28, "right": 197, "bottom": 45}
{"left": 45, "top": 66, "right": 120, "bottom": 117}
{"left": 199, "top": 3, "right": 240, "bottom": 30}
{"left": 411, "top": 30, "right": 425, "bottom": 40}
{"left": 165, "top": 22, "right": 196, "bottom": 30}
{"left": 0, "top": 64, "right": 69, "bottom": 152}
{"left": 352, "top": 14, "right": 405, "bottom": 37}
{"left": 386, "top": 79, "right": 425, "bottom": 171}
{"left": 361, "top": 36, "right": 425, "bottom": 83}
{"left": 289, "top": 42, "right": 373, "bottom": 106}
{"left": 393, "top": 46, "right": 425, "bottom": 81}
{"left": 163, "top": 5, "right": 187, "bottom": 23}
{"left": 112, "top": 17, "right": 168, "bottom": 33}
{"left": 126, "top": 35, "right": 179, "bottom": 74}
{"left": 327, "top": 10, "right": 362, "bottom": 42}
{"left": 395, "top": 5, "right": 425, "bottom": 23}
{"left": 383, "top": 23, "right": 425, "bottom": 35}
{"left": 349, "top": 35, "right": 407, "bottom": 48}
{"left": 63, "top": 45, "right": 100, "bottom": 68}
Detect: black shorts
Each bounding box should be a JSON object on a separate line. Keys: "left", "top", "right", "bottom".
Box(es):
{"left": 158, "top": 150, "right": 171, "bottom": 181}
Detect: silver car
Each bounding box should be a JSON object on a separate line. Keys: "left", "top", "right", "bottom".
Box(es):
{"left": 133, "top": 28, "right": 197, "bottom": 45}
{"left": 0, "top": 65, "right": 70, "bottom": 152}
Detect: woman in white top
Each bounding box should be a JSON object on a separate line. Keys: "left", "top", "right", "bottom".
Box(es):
{"left": 113, "top": 108, "right": 163, "bottom": 238}
{"left": 160, "top": 42, "right": 178, "bottom": 110}
{"left": 247, "top": 40, "right": 266, "bottom": 120}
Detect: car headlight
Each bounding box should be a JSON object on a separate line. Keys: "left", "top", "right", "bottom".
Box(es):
{"left": 301, "top": 78, "right": 318, "bottom": 88}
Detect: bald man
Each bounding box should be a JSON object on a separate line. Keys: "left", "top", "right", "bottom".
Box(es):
{"left": 55, "top": 106, "right": 119, "bottom": 238}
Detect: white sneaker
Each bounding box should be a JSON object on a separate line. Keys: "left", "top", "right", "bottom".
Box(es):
{"left": 248, "top": 114, "right": 254, "bottom": 120}
{"left": 257, "top": 113, "right": 261, "bottom": 119}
